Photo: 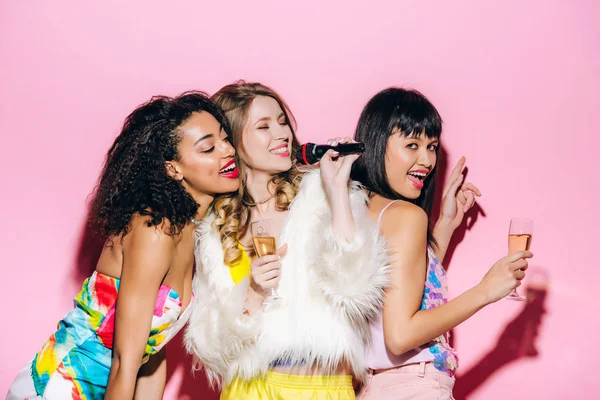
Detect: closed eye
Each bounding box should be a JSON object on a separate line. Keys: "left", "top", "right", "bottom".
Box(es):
{"left": 219, "top": 131, "right": 231, "bottom": 143}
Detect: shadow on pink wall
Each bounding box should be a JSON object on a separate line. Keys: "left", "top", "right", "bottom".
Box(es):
{"left": 165, "top": 331, "right": 219, "bottom": 399}
{"left": 453, "top": 273, "right": 548, "bottom": 399}
{"left": 433, "top": 147, "right": 548, "bottom": 399}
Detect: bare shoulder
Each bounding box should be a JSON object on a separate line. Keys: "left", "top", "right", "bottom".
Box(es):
{"left": 125, "top": 213, "right": 179, "bottom": 249}
{"left": 379, "top": 201, "right": 428, "bottom": 269}
{"left": 380, "top": 201, "right": 428, "bottom": 233}
{"left": 116, "top": 214, "right": 178, "bottom": 280}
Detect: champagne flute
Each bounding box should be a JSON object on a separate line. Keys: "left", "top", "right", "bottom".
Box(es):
{"left": 506, "top": 218, "right": 533, "bottom": 301}
{"left": 250, "top": 219, "right": 281, "bottom": 302}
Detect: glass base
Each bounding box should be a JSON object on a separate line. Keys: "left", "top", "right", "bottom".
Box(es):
{"left": 264, "top": 289, "right": 282, "bottom": 305}
{"left": 505, "top": 292, "right": 526, "bottom": 301}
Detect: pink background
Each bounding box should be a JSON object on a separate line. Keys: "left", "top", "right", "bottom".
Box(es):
{"left": 1, "top": 1, "right": 598, "bottom": 398}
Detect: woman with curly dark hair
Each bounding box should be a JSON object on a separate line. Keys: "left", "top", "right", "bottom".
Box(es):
{"left": 7, "top": 91, "right": 239, "bottom": 400}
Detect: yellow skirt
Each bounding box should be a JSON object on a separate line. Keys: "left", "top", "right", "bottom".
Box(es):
{"left": 221, "top": 371, "right": 355, "bottom": 399}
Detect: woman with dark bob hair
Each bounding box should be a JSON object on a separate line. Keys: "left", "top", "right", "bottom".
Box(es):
{"left": 7, "top": 91, "right": 240, "bottom": 400}
{"left": 353, "top": 87, "right": 533, "bottom": 399}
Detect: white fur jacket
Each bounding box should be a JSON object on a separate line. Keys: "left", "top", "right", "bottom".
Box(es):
{"left": 184, "top": 170, "right": 389, "bottom": 386}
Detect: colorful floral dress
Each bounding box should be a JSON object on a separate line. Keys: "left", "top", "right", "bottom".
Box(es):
{"left": 7, "top": 271, "right": 193, "bottom": 399}
{"left": 421, "top": 246, "right": 459, "bottom": 376}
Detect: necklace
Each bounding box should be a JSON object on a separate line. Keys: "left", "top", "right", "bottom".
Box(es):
{"left": 190, "top": 217, "right": 202, "bottom": 225}
{"left": 255, "top": 194, "right": 274, "bottom": 205}
{"left": 243, "top": 193, "right": 275, "bottom": 207}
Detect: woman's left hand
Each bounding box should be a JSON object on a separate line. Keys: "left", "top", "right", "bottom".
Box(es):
{"left": 439, "top": 156, "right": 481, "bottom": 231}
{"left": 320, "top": 136, "right": 360, "bottom": 197}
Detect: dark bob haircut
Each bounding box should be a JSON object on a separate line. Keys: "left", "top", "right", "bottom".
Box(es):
{"left": 351, "top": 87, "right": 442, "bottom": 245}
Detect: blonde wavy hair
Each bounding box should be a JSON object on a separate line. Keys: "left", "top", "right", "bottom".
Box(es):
{"left": 211, "top": 81, "right": 304, "bottom": 265}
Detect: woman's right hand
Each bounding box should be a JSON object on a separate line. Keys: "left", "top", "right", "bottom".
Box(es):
{"left": 477, "top": 250, "right": 533, "bottom": 304}
{"left": 319, "top": 136, "right": 360, "bottom": 198}
{"left": 250, "top": 244, "right": 287, "bottom": 298}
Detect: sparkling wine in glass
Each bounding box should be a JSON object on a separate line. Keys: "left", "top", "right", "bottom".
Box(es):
{"left": 506, "top": 218, "right": 533, "bottom": 301}
{"left": 250, "top": 219, "right": 281, "bottom": 302}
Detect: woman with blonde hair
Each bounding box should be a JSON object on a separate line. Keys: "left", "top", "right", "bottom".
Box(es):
{"left": 185, "top": 81, "right": 389, "bottom": 399}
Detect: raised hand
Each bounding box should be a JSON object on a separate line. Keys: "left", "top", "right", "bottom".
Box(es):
{"left": 439, "top": 156, "right": 481, "bottom": 231}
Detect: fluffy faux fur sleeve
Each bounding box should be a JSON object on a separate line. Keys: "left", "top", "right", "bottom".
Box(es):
{"left": 184, "top": 217, "right": 261, "bottom": 387}
{"left": 297, "top": 171, "right": 390, "bottom": 323}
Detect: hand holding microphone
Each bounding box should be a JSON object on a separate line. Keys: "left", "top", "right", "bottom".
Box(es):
{"left": 314, "top": 137, "right": 363, "bottom": 197}
{"left": 318, "top": 137, "right": 362, "bottom": 241}
{"left": 296, "top": 141, "right": 365, "bottom": 165}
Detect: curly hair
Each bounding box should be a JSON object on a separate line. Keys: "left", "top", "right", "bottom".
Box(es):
{"left": 89, "top": 91, "right": 231, "bottom": 239}
{"left": 211, "top": 81, "right": 304, "bottom": 264}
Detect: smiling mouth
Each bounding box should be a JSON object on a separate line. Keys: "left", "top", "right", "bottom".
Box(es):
{"left": 219, "top": 160, "right": 236, "bottom": 174}
{"left": 269, "top": 145, "right": 289, "bottom": 155}
{"left": 407, "top": 171, "right": 428, "bottom": 181}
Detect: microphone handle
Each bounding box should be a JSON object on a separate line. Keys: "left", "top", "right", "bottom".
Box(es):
{"left": 313, "top": 142, "right": 365, "bottom": 157}
{"left": 296, "top": 142, "right": 365, "bottom": 165}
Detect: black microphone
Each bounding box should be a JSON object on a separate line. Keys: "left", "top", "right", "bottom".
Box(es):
{"left": 296, "top": 142, "right": 365, "bottom": 165}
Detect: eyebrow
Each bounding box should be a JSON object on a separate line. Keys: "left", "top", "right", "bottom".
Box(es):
{"left": 194, "top": 133, "right": 214, "bottom": 145}
{"left": 254, "top": 117, "right": 270, "bottom": 126}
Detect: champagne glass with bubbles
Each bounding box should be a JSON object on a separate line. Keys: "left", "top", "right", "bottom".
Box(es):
{"left": 251, "top": 219, "right": 281, "bottom": 302}
{"left": 506, "top": 218, "right": 533, "bottom": 301}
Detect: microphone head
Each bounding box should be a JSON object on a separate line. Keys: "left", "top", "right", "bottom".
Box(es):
{"left": 355, "top": 142, "right": 366, "bottom": 153}
{"left": 296, "top": 143, "right": 319, "bottom": 165}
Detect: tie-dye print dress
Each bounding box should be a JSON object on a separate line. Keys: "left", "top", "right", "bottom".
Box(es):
{"left": 7, "top": 271, "right": 193, "bottom": 400}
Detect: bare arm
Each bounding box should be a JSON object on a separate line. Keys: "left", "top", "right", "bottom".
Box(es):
{"left": 134, "top": 348, "right": 167, "bottom": 400}
{"left": 330, "top": 186, "right": 355, "bottom": 241}
{"left": 105, "top": 217, "right": 175, "bottom": 400}
{"left": 432, "top": 220, "right": 455, "bottom": 264}
{"left": 432, "top": 156, "right": 481, "bottom": 262}
{"left": 381, "top": 202, "right": 531, "bottom": 356}
{"left": 320, "top": 137, "right": 361, "bottom": 242}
